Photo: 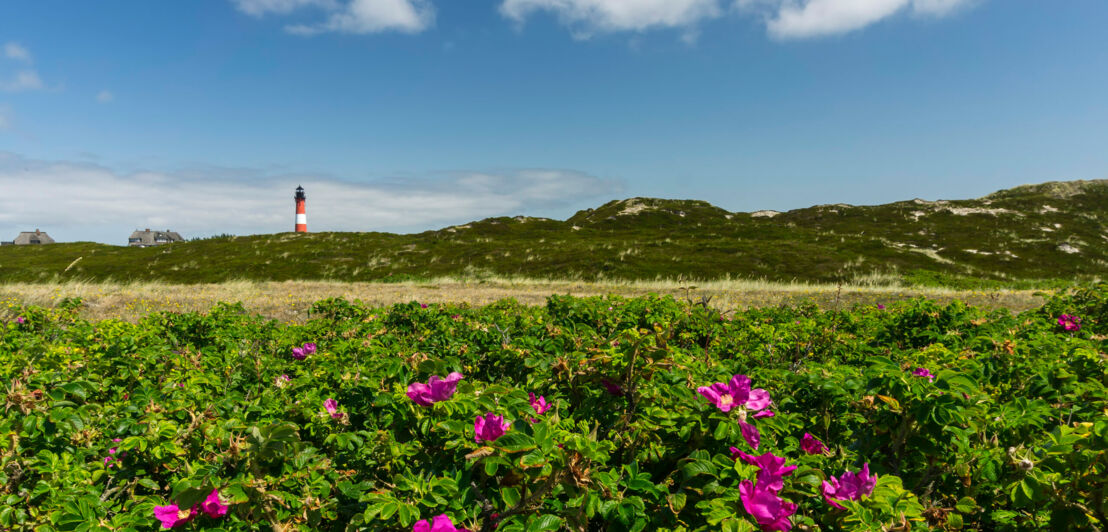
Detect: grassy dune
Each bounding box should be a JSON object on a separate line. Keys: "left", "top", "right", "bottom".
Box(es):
{"left": 0, "top": 278, "right": 1046, "bottom": 322}
{"left": 0, "top": 180, "right": 1105, "bottom": 288}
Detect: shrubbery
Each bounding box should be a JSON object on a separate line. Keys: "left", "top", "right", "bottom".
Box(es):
{"left": 1, "top": 289, "right": 1105, "bottom": 530}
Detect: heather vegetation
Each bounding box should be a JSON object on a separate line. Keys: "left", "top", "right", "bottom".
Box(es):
{"left": 2, "top": 283, "right": 1105, "bottom": 531}
{"left": 0, "top": 180, "right": 1104, "bottom": 288}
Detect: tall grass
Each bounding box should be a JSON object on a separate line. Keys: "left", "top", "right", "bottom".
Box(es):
{"left": 0, "top": 278, "right": 1048, "bottom": 323}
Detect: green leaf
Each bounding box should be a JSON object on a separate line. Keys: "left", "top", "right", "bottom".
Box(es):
{"left": 493, "top": 432, "right": 536, "bottom": 453}
{"left": 519, "top": 451, "right": 547, "bottom": 469}
{"left": 667, "top": 492, "right": 687, "bottom": 513}
{"left": 379, "top": 502, "right": 399, "bottom": 520}
{"left": 1019, "top": 478, "right": 1039, "bottom": 501}
{"left": 501, "top": 486, "right": 522, "bottom": 507}
{"left": 485, "top": 457, "right": 502, "bottom": 476}
{"left": 525, "top": 514, "right": 563, "bottom": 532}
{"left": 955, "top": 496, "right": 977, "bottom": 513}
{"left": 437, "top": 420, "right": 466, "bottom": 436}
{"left": 58, "top": 382, "right": 89, "bottom": 400}
{"left": 397, "top": 503, "right": 417, "bottom": 527}
{"left": 713, "top": 420, "right": 733, "bottom": 440}
{"left": 681, "top": 460, "right": 716, "bottom": 480}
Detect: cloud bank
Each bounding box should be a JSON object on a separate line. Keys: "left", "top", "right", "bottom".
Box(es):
{"left": 501, "top": 0, "right": 978, "bottom": 38}
{"left": 744, "top": 0, "right": 978, "bottom": 39}
{"left": 0, "top": 152, "right": 621, "bottom": 243}
{"left": 232, "top": 0, "right": 435, "bottom": 34}
{"left": 500, "top": 0, "right": 725, "bottom": 36}
{"left": 230, "top": 0, "right": 981, "bottom": 38}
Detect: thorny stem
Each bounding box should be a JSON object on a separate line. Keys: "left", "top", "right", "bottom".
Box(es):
{"left": 479, "top": 470, "right": 563, "bottom": 532}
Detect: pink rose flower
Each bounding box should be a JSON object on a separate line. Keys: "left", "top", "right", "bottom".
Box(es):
{"left": 697, "top": 374, "right": 772, "bottom": 413}
{"left": 911, "top": 367, "right": 935, "bottom": 382}
{"left": 153, "top": 504, "right": 197, "bottom": 529}
{"left": 474, "top": 412, "right": 511, "bottom": 443}
{"left": 822, "top": 463, "right": 877, "bottom": 509}
{"left": 739, "top": 479, "right": 797, "bottom": 531}
{"left": 407, "top": 373, "right": 463, "bottom": 407}
{"left": 800, "top": 433, "right": 827, "bottom": 455}
{"left": 200, "top": 489, "right": 229, "bottom": 518}
{"left": 324, "top": 398, "right": 343, "bottom": 419}
{"left": 529, "top": 393, "right": 551, "bottom": 415}
{"left": 413, "top": 514, "right": 468, "bottom": 532}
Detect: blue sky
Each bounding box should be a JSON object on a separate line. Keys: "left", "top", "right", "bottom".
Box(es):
{"left": 1, "top": 0, "right": 1106, "bottom": 243}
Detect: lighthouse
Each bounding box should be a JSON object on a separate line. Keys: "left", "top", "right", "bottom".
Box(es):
{"left": 294, "top": 186, "right": 307, "bottom": 233}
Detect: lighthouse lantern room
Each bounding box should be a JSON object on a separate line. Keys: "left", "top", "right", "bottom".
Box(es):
{"left": 294, "top": 186, "right": 307, "bottom": 233}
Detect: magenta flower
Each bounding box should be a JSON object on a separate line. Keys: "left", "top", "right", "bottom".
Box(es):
{"left": 16, "top": 316, "right": 25, "bottom": 324}
{"left": 474, "top": 412, "right": 511, "bottom": 443}
{"left": 200, "top": 489, "right": 229, "bottom": 518}
{"left": 529, "top": 393, "right": 551, "bottom": 415}
{"left": 275, "top": 374, "right": 291, "bottom": 387}
{"left": 324, "top": 398, "right": 343, "bottom": 419}
{"left": 104, "top": 446, "right": 119, "bottom": 467}
{"left": 291, "top": 347, "right": 306, "bottom": 360}
{"left": 154, "top": 504, "right": 197, "bottom": 529}
{"left": 1058, "top": 314, "right": 1082, "bottom": 332}
{"left": 739, "top": 479, "right": 798, "bottom": 531}
{"left": 911, "top": 367, "right": 935, "bottom": 382}
{"left": 800, "top": 433, "right": 827, "bottom": 455}
{"left": 822, "top": 464, "right": 877, "bottom": 509}
{"left": 302, "top": 342, "right": 317, "bottom": 355}
{"left": 413, "top": 514, "right": 467, "bottom": 532}
{"left": 697, "top": 374, "right": 771, "bottom": 413}
{"left": 407, "top": 372, "right": 464, "bottom": 407}
{"left": 103, "top": 438, "right": 127, "bottom": 468}
{"left": 420, "top": 303, "right": 429, "bottom": 309}
{"left": 601, "top": 378, "right": 624, "bottom": 397}
{"left": 753, "top": 410, "right": 775, "bottom": 419}
{"left": 740, "top": 420, "right": 761, "bottom": 450}
{"left": 876, "top": 304, "right": 885, "bottom": 310}
{"left": 731, "top": 449, "right": 797, "bottom": 492}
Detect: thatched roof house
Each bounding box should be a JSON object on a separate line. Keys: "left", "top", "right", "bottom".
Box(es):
{"left": 8, "top": 229, "right": 55, "bottom": 245}
{"left": 128, "top": 228, "right": 184, "bottom": 247}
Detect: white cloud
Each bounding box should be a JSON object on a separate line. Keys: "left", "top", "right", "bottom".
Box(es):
{"left": 911, "top": 0, "right": 974, "bottom": 16}
{"left": 233, "top": 0, "right": 337, "bottom": 16}
{"left": 0, "top": 70, "right": 44, "bottom": 92}
{"left": 0, "top": 152, "right": 621, "bottom": 243}
{"left": 3, "top": 42, "right": 31, "bottom": 62}
{"left": 741, "top": 0, "right": 979, "bottom": 39}
{"left": 96, "top": 90, "right": 114, "bottom": 103}
{"left": 1, "top": 44, "right": 48, "bottom": 93}
{"left": 500, "top": 0, "right": 725, "bottom": 35}
{"left": 233, "top": 0, "right": 434, "bottom": 35}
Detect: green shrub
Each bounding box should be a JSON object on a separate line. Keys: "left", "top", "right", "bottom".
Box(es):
{"left": 0, "top": 291, "right": 1105, "bottom": 530}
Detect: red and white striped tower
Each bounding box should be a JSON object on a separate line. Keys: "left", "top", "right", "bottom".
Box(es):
{"left": 294, "top": 185, "right": 307, "bottom": 233}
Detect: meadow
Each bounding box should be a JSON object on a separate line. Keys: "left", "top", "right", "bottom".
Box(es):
{"left": 1, "top": 281, "right": 1104, "bottom": 531}
{"left": 0, "top": 278, "right": 1045, "bottom": 323}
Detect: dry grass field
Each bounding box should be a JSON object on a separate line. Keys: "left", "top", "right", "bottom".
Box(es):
{"left": 0, "top": 277, "right": 1048, "bottom": 322}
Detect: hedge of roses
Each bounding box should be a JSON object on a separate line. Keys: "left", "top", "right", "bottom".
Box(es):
{"left": 1, "top": 284, "right": 1106, "bottom": 531}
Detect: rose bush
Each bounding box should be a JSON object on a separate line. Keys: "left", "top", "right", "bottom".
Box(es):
{"left": 0, "top": 291, "right": 1104, "bottom": 530}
